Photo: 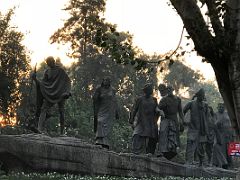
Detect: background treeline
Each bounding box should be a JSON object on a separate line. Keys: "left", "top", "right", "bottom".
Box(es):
{"left": 0, "top": 0, "right": 222, "bottom": 154}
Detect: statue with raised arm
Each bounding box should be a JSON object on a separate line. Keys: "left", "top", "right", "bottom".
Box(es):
{"left": 183, "top": 88, "right": 209, "bottom": 166}
{"left": 212, "top": 103, "right": 234, "bottom": 169}
{"left": 93, "top": 77, "right": 119, "bottom": 149}
{"left": 158, "top": 85, "right": 184, "bottom": 159}
{"left": 32, "top": 56, "right": 71, "bottom": 135}
{"left": 129, "top": 83, "right": 160, "bottom": 155}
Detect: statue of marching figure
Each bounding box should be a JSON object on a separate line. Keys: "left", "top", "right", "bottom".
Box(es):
{"left": 158, "top": 85, "right": 184, "bottom": 160}
{"left": 212, "top": 103, "right": 234, "bottom": 169}
{"left": 93, "top": 77, "right": 119, "bottom": 150}
{"left": 129, "top": 83, "right": 163, "bottom": 155}
{"left": 32, "top": 56, "right": 71, "bottom": 135}
{"left": 183, "top": 88, "right": 209, "bottom": 166}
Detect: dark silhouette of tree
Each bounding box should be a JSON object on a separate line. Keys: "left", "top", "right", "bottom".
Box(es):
{"left": 169, "top": 0, "right": 240, "bottom": 134}
{"left": 0, "top": 10, "right": 31, "bottom": 124}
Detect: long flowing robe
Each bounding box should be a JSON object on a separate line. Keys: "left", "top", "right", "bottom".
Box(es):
{"left": 158, "top": 94, "right": 184, "bottom": 159}
{"left": 39, "top": 66, "right": 71, "bottom": 104}
{"left": 93, "top": 86, "right": 118, "bottom": 147}
{"left": 212, "top": 111, "right": 233, "bottom": 168}
{"left": 36, "top": 66, "right": 71, "bottom": 112}
{"left": 130, "top": 96, "right": 158, "bottom": 138}
{"left": 34, "top": 65, "right": 71, "bottom": 133}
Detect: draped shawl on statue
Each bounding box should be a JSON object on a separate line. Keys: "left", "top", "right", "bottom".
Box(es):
{"left": 39, "top": 66, "right": 71, "bottom": 104}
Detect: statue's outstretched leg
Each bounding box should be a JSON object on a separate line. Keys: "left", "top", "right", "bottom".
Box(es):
{"left": 38, "top": 100, "right": 52, "bottom": 134}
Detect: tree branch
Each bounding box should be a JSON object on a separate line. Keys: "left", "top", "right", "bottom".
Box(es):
{"left": 205, "top": 0, "right": 224, "bottom": 39}
{"left": 169, "top": 0, "right": 216, "bottom": 61}
{"left": 147, "top": 26, "right": 185, "bottom": 64}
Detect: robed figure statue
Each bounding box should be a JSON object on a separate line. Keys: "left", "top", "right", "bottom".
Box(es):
{"left": 32, "top": 56, "right": 71, "bottom": 134}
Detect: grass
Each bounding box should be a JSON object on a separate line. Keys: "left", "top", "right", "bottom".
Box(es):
{"left": 0, "top": 172, "right": 234, "bottom": 180}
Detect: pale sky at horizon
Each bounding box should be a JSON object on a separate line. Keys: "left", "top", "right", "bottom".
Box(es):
{"left": 0, "top": 0, "right": 215, "bottom": 80}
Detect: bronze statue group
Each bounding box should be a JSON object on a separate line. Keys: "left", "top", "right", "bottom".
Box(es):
{"left": 92, "top": 79, "right": 233, "bottom": 169}
{"left": 33, "top": 56, "right": 233, "bottom": 170}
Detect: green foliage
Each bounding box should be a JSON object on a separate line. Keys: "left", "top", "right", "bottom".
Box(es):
{"left": 51, "top": 0, "right": 152, "bottom": 70}
{"left": 163, "top": 60, "right": 204, "bottom": 95}
{"left": 0, "top": 9, "right": 31, "bottom": 123}
{"left": 0, "top": 125, "right": 27, "bottom": 135}
{"left": 163, "top": 60, "right": 222, "bottom": 110}
{"left": 50, "top": 0, "right": 107, "bottom": 59}
{"left": 200, "top": 81, "right": 222, "bottom": 110}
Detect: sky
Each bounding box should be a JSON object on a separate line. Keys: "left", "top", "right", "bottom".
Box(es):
{"left": 0, "top": 0, "right": 215, "bottom": 79}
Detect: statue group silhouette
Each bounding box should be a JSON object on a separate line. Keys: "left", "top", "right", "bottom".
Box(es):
{"left": 32, "top": 56, "right": 233, "bottom": 169}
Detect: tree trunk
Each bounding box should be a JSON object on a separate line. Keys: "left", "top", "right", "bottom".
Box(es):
{"left": 227, "top": 0, "right": 240, "bottom": 135}
{"left": 214, "top": 68, "right": 238, "bottom": 132}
